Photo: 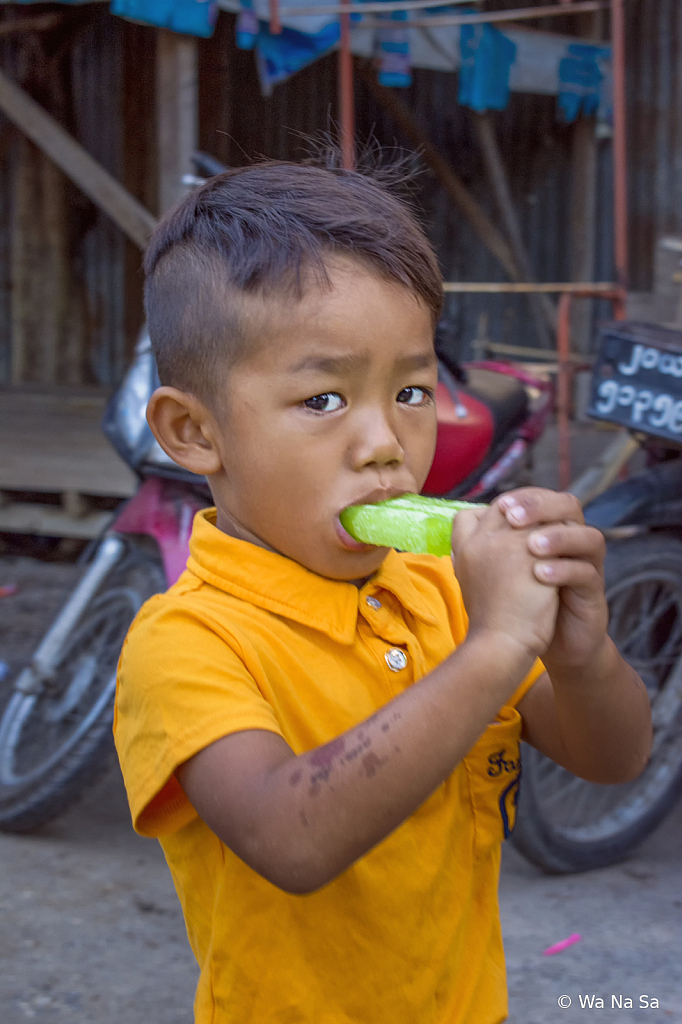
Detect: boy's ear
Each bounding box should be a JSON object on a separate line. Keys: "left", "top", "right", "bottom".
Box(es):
{"left": 146, "top": 387, "right": 223, "bottom": 476}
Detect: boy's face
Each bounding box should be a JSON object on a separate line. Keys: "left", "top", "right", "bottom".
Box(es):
{"left": 199, "top": 259, "right": 438, "bottom": 582}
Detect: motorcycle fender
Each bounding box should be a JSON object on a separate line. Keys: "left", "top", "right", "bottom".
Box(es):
{"left": 584, "top": 457, "right": 682, "bottom": 530}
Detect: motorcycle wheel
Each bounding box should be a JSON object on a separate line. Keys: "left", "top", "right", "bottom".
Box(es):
{"left": 0, "top": 546, "right": 165, "bottom": 833}
{"left": 512, "top": 533, "right": 682, "bottom": 873}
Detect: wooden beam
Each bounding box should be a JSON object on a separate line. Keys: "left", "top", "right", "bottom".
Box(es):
{"left": 483, "top": 340, "right": 594, "bottom": 362}
{"left": 442, "top": 281, "right": 619, "bottom": 293}
{"left": 0, "top": 14, "right": 63, "bottom": 37}
{"left": 568, "top": 8, "right": 603, "bottom": 353}
{"left": 472, "top": 111, "right": 556, "bottom": 348}
{"left": 0, "top": 67, "right": 157, "bottom": 250}
{"left": 157, "top": 30, "right": 198, "bottom": 214}
{"left": 285, "top": 0, "right": 605, "bottom": 21}
{"left": 358, "top": 62, "right": 520, "bottom": 281}
{"left": 0, "top": 500, "right": 113, "bottom": 539}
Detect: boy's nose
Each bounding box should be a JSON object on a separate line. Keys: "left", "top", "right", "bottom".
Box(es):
{"left": 352, "top": 410, "right": 404, "bottom": 468}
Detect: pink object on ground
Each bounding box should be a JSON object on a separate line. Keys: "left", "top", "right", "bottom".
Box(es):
{"left": 542, "top": 933, "right": 582, "bottom": 956}
{"left": 0, "top": 584, "right": 18, "bottom": 598}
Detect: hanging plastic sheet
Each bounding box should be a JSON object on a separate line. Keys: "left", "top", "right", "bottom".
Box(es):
{"left": 110, "top": 0, "right": 217, "bottom": 37}
{"left": 457, "top": 22, "right": 516, "bottom": 112}
{"left": 248, "top": 18, "right": 341, "bottom": 94}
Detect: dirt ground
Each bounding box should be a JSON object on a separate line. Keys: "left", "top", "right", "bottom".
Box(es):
{"left": 1, "top": 422, "right": 680, "bottom": 1022}
{"left": 0, "top": 760, "right": 680, "bottom": 1023}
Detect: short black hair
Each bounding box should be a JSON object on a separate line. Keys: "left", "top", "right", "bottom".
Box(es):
{"left": 143, "top": 160, "right": 443, "bottom": 400}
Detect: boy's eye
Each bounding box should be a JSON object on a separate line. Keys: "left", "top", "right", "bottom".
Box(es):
{"left": 397, "top": 386, "right": 434, "bottom": 406}
{"left": 303, "top": 392, "right": 345, "bottom": 413}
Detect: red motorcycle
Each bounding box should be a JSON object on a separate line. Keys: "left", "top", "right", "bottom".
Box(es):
{"left": 0, "top": 324, "right": 552, "bottom": 833}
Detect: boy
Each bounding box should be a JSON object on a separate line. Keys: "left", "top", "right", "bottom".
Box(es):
{"left": 114, "top": 161, "right": 652, "bottom": 1024}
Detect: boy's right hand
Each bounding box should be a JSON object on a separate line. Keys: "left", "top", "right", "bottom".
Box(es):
{"left": 451, "top": 502, "right": 559, "bottom": 660}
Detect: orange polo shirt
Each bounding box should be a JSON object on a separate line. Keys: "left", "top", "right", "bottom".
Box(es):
{"left": 114, "top": 508, "right": 544, "bottom": 1024}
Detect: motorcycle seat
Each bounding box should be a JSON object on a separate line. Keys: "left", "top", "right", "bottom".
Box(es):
{"left": 462, "top": 367, "right": 529, "bottom": 448}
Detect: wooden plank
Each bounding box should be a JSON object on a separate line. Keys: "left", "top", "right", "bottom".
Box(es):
{"left": 285, "top": 0, "right": 605, "bottom": 20}
{"left": 157, "top": 31, "right": 198, "bottom": 214}
{"left": 0, "top": 390, "right": 137, "bottom": 497}
{"left": 568, "top": 8, "right": 603, "bottom": 354}
{"left": 472, "top": 111, "right": 556, "bottom": 348}
{"left": 0, "top": 502, "right": 113, "bottom": 539}
{"left": 0, "top": 14, "right": 63, "bottom": 37}
{"left": 442, "top": 281, "right": 619, "bottom": 292}
{"left": 0, "top": 67, "right": 157, "bottom": 250}
{"left": 9, "top": 134, "right": 33, "bottom": 385}
{"left": 483, "top": 340, "right": 594, "bottom": 363}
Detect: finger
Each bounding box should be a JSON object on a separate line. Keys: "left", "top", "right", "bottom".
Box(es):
{"left": 451, "top": 500, "right": 512, "bottom": 554}
{"left": 527, "top": 523, "right": 605, "bottom": 566}
{"left": 496, "top": 488, "right": 584, "bottom": 529}
{"left": 533, "top": 558, "right": 603, "bottom": 595}
{"left": 450, "top": 506, "right": 487, "bottom": 552}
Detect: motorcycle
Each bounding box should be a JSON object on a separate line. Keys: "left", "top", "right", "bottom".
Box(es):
{"left": 513, "top": 319, "right": 682, "bottom": 873}
{"left": 0, "top": 322, "right": 552, "bottom": 833}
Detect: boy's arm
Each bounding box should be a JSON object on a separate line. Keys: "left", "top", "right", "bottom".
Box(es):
{"left": 178, "top": 630, "right": 533, "bottom": 894}
{"left": 499, "top": 489, "right": 652, "bottom": 784}
{"left": 177, "top": 496, "right": 566, "bottom": 895}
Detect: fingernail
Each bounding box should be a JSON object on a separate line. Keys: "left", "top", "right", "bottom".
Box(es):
{"left": 498, "top": 496, "right": 514, "bottom": 511}
{"left": 536, "top": 563, "right": 553, "bottom": 580}
{"left": 508, "top": 506, "right": 526, "bottom": 524}
{"left": 533, "top": 533, "right": 549, "bottom": 553}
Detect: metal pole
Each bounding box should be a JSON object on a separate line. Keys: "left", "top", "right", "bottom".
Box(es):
{"left": 339, "top": 0, "right": 355, "bottom": 169}
{"left": 557, "top": 293, "right": 573, "bottom": 491}
{"left": 557, "top": 287, "right": 626, "bottom": 490}
{"left": 611, "top": 0, "right": 628, "bottom": 289}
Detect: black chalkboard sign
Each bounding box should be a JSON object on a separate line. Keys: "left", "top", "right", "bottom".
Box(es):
{"left": 588, "top": 321, "right": 682, "bottom": 445}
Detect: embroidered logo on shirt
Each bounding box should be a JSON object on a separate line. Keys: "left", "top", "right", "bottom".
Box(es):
{"left": 488, "top": 748, "right": 522, "bottom": 839}
{"left": 487, "top": 748, "right": 521, "bottom": 777}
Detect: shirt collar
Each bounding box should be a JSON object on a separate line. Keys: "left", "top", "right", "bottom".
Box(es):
{"left": 186, "top": 508, "right": 438, "bottom": 645}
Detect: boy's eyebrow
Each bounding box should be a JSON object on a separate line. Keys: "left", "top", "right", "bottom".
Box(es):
{"left": 287, "top": 352, "right": 437, "bottom": 375}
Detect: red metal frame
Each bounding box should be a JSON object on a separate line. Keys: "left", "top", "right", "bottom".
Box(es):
{"left": 611, "top": 0, "right": 629, "bottom": 290}
{"left": 557, "top": 287, "right": 627, "bottom": 490}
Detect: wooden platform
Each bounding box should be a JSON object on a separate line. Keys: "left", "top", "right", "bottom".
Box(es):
{"left": 0, "top": 388, "right": 137, "bottom": 537}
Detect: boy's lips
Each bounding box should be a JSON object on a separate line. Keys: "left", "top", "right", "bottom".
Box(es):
{"left": 335, "top": 516, "right": 377, "bottom": 552}
{"left": 335, "top": 488, "right": 411, "bottom": 552}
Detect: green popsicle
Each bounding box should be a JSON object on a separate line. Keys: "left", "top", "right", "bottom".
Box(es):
{"left": 339, "top": 494, "right": 486, "bottom": 556}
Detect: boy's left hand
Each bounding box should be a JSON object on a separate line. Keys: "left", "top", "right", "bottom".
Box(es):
{"left": 495, "top": 488, "right": 608, "bottom": 675}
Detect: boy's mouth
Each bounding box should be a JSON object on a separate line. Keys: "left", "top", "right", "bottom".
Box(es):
{"left": 335, "top": 515, "right": 377, "bottom": 552}
{"left": 336, "top": 488, "right": 411, "bottom": 552}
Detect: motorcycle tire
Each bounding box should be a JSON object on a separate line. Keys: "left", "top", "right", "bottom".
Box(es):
{"left": 0, "top": 545, "right": 165, "bottom": 833}
{"left": 512, "top": 533, "right": 682, "bottom": 873}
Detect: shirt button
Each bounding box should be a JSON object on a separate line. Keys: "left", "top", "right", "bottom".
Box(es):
{"left": 366, "top": 596, "right": 381, "bottom": 610}
{"left": 385, "top": 648, "right": 408, "bottom": 672}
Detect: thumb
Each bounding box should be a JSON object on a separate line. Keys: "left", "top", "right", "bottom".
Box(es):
{"left": 450, "top": 507, "right": 486, "bottom": 556}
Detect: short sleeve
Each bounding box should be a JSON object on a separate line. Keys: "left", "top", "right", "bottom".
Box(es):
{"left": 113, "top": 595, "right": 284, "bottom": 838}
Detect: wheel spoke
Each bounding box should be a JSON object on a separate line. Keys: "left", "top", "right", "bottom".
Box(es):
{"left": 2, "top": 586, "right": 145, "bottom": 785}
